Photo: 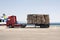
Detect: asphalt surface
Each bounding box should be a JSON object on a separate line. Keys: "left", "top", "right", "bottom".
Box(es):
{"left": 0, "top": 26, "right": 60, "bottom": 40}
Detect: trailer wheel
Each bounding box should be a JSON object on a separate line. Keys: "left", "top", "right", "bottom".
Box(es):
{"left": 21, "top": 26, "right": 25, "bottom": 28}
{"left": 40, "top": 25, "right": 45, "bottom": 28}
{"left": 40, "top": 24, "right": 49, "bottom": 28}
{"left": 45, "top": 24, "right": 49, "bottom": 28}
{"left": 21, "top": 25, "right": 26, "bottom": 28}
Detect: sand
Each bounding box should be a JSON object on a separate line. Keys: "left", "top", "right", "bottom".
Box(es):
{"left": 0, "top": 26, "right": 60, "bottom": 40}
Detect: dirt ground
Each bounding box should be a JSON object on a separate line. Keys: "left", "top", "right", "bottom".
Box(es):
{"left": 0, "top": 26, "right": 60, "bottom": 40}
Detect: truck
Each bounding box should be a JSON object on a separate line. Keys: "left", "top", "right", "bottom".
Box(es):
{"left": 6, "top": 14, "right": 50, "bottom": 28}
{"left": 6, "top": 16, "right": 26, "bottom": 28}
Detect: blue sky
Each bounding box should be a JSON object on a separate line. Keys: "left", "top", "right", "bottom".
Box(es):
{"left": 0, "top": 0, "right": 60, "bottom": 23}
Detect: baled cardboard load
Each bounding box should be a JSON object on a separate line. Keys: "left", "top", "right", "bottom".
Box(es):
{"left": 27, "top": 14, "right": 49, "bottom": 24}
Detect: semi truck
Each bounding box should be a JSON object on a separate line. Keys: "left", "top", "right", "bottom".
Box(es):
{"left": 6, "top": 16, "right": 26, "bottom": 28}
{"left": 6, "top": 14, "right": 50, "bottom": 28}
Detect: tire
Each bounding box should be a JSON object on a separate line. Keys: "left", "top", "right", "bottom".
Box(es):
{"left": 40, "top": 25, "right": 45, "bottom": 28}
{"left": 45, "top": 24, "right": 49, "bottom": 28}
{"left": 9, "top": 25, "right": 14, "bottom": 28}
{"left": 21, "top": 25, "right": 26, "bottom": 28}
{"left": 40, "top": 24, "right": 49, "bottom": 28}
{"left": 21, "top": 26, "right": 25, "bottom": 28}
{"left": 0, "top": 19, "right": 1, "bottom": 22}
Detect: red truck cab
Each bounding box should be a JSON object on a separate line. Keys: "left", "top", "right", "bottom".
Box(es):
{"left": 6, "top": 16, "right": 26, "bottom": 28}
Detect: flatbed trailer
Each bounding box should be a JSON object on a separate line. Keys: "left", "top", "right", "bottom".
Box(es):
{"left": 27, "top": 23, "right": 49, "bottom": 28}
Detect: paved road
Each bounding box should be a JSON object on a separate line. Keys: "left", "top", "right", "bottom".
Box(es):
{"left": 0, "top": 26, "right": 60, "bottom": 40}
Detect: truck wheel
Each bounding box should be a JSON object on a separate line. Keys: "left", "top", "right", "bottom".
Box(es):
{"left": 9, "top": 25, "right": 12, "bottom": 28}
{"left": 9, "top": 25, "right": 14, "bottom": 28}
{"left": 0, "top": 19, "right": 1, "bottom": 22}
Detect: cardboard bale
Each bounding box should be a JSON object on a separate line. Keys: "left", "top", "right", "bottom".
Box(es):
{"left": 32, "top": 15, "right": 37, "bottom": 24}
{"left": 41, "top": 15, "right": 45, "bottom": 24}
{"left": 36, "top": 15, "right": 45, "bottom": 24}
{"left": 27, "top": 19, "right": 33, "bottom": 24}
{"left": 36, "top": 20, "right": 41, "bottom": 24}
{"left": 44, "top": 15, "right": 49, "bottom": 24}
{"left": 36, "top": 17, "right": 41, "bottom": 24}
{"left": 32, "top": 20, "right": 37, "bottom": 24}
{"left": 27, "top": 14, "right": 36, "bottom": 24}
{"left": 27, "top": 15, "right": 33, "bottom": 20}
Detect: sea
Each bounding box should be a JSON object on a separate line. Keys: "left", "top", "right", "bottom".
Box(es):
{"left": 50, "top": 23, "right": 60, "bottom": 27}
